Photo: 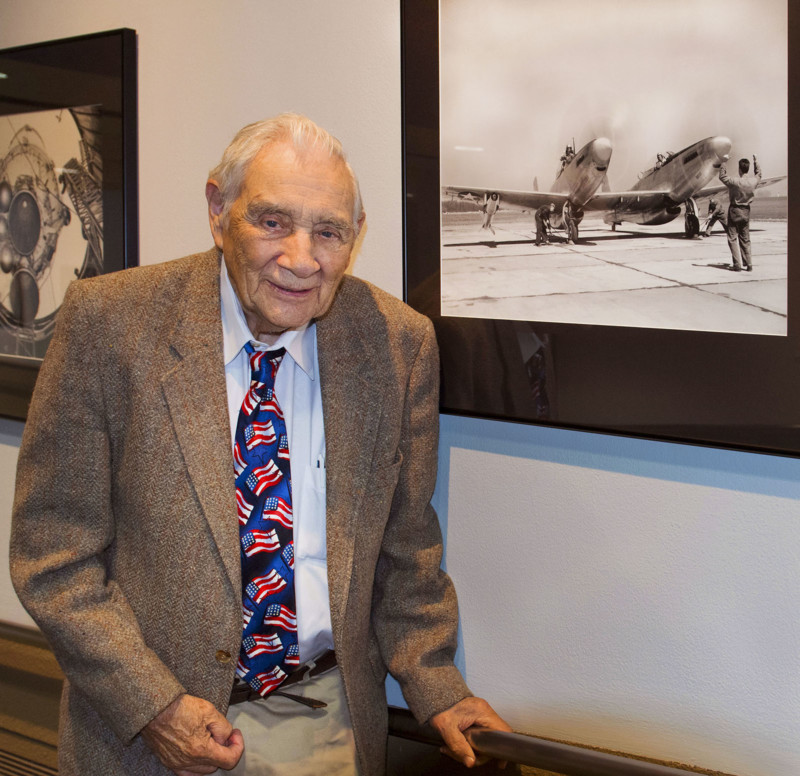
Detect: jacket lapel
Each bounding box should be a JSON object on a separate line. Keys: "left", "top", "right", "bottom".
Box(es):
{"left": 160, "top": 250, "right": 241, "bottom": 594}
{"left": 317, "top": 281, "right": 384, "bottom": 644}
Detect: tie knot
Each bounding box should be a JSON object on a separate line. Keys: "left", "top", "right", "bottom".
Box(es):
{"left": 245, "top": 342, "right": 285, "bottom": 387}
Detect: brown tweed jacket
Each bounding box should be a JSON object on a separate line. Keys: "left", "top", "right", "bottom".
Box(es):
{"left": 10, "top": 249, "right": 470, "bottom": 775}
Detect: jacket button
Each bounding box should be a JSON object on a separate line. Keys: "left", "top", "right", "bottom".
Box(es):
{"left": 215, "top": 650, "right": 232, "bottom": 664}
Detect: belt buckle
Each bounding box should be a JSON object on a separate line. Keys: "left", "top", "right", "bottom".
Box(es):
{"left": 286, "top": 649, "right": 335, "bottom": 686}
{"left": 303, "top": 652, "right": 324, "bottom": 680}
{"left": 274, "top": 652, "right": 335, "bottom": 710}
{"left": 230, "top": 651, "right": 336, "bottom": 707}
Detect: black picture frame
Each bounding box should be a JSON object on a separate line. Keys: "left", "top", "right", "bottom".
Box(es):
{"left": 401, "top": 0, "right": 800, "bottom": 457}
{"left": 0, "top": 28, "right": 138, "bottom": 420}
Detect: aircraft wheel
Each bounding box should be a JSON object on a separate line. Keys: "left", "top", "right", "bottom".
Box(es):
{"left": 685, "top": 213, "right": 700, "bottom": 238}
{"left": 568, "top": 221, "right": 579, "bottom": 243}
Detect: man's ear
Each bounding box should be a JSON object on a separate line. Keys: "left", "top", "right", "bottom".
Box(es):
{"left": 206, "top": 180, "right": 225, "bottom": 250}
{"left": 347, "top": 211, "right": 367, "bottom": 273}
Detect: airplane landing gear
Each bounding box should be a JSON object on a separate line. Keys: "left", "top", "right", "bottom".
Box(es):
{"left": 567, "top": 220, "right": 579, "bottom": 243}
{"left": 562, "top": 202, "right": 581, "bottom": 243}
{"left": 684, "top": 198, "right": 700, "bottom": 238}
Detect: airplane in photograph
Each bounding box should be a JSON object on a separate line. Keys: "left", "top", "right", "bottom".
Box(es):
{"left": 444, "top": 135, "right": 784, "bottom": 242}
{"left": 592, "top": 135, "right": 732, "bottom": 237}
{"left": 444, "top": 136, "right": 613, "bottom": 243}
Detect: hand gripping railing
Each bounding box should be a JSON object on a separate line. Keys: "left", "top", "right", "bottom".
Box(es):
{"left": 389, "top": 707, "right": 716, "bottom": 776}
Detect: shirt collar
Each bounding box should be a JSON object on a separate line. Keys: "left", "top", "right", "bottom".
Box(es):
{"left": 219, "top": 256, "right": 316, "bottom": 379}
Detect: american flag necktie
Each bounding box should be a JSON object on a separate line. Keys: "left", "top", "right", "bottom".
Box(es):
{"left": 234, "top": 342, "right": 298, "bottom": 697}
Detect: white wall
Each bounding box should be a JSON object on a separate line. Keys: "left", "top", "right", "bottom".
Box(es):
{"left": 428, "top": 420, "right": 800, "bottom": 776}
{"left": 1, "top": 3, "right": 798, "bottom": 775}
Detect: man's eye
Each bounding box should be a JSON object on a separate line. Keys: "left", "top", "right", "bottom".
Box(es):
{"left": 317, "top": 229, "right": 341, "bottom": 241}
{"left": 263, "top": 219, "right": 281, "bottom": 229}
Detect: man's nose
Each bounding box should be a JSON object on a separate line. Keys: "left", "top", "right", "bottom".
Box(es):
{"left": 278, "top": 229, "right": 319, "bottom": 277}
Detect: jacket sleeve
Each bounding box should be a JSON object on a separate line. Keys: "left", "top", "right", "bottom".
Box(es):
{"left": 10, "top": 280, "right": 185, "bottom": 744}
{"left": 370, "top": 317, "right": 472, "bottom": 724}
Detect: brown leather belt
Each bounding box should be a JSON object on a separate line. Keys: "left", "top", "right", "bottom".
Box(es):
{"left": 229, "top": 650, "right": 337, "bottom": 706}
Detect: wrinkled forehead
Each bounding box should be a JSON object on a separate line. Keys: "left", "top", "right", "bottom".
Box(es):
{"left": 241, "top": 141, "right": 356, "bottom": 220}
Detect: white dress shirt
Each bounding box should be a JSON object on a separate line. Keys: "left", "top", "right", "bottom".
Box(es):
{"left": 219, "top": 259, "right": 333, "bottom": 661}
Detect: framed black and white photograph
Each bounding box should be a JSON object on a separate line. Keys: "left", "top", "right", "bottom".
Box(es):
{"left": 0, "top": 29, "right": 137, "bottom": 419}
{"left": 402, "top": 0, "right": 799, "bottom": 456}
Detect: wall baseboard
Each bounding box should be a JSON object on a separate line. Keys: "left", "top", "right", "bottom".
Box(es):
{"left": 0, "top": 622, "right": 61, "bottom": 774}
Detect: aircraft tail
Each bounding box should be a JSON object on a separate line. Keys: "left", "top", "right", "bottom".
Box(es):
{"left": 601, "top": 173, "right": 610, "bottom": 193}
{"left": 533, "top": 176, "right": 538, "bottom": 191}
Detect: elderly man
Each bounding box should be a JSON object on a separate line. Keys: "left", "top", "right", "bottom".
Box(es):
{"left": 11, "top": 114, "right": 509, "bottom": 775}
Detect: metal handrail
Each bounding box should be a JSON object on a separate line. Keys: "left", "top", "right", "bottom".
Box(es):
{"left": 388, "top": 707, "right": 719, "bottom": 776}
{"left": 466, "top": 728, "right": 710, "bottom": 776}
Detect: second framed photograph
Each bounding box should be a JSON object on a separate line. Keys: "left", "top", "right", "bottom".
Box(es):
{"left": 402, "top": 0, "right": 799, "bottom": 456}
{"left": 0, "top": 28, "right": 138, "bottom": 419}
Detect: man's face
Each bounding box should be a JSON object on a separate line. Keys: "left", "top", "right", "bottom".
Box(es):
{"left": 207, "top": 140, "right": 363, "bottom": 343}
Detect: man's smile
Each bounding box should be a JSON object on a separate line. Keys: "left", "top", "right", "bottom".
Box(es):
{"left": 266, "top": 279, "right": 317, "bottom": 296}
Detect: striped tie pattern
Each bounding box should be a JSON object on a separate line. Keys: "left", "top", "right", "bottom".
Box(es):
{"left": 234, "top": 343, "right": 297, "bottom": 697}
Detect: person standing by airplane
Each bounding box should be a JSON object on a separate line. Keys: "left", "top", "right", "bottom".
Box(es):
{"left": 482, "top": 191, "right": 500, "bottom": 235}
{"left": 702, "top": 198, "right": 727, "bottom": 237}
{"left": 535, "top": 202, "right": 555, "bottom": 245}
{"left": 719, "top": 155, "right": 761, "bottom": 271}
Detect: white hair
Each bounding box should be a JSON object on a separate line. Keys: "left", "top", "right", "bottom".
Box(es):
{"left": 208, "top": 113, "right": 363, "bottom": 225}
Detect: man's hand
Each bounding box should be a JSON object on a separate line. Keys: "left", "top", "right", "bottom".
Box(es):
{"left": 429, "top": 696, "right": 512, "bottom": 769}
{"left": 141, "top": 693, "right": 244, "bottom": 775}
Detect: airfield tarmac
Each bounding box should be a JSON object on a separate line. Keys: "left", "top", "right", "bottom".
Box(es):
{"left": 440, "top": 212, "right": 788, "bottom": 335}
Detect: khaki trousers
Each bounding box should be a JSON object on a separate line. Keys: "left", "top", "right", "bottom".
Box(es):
{"left": 225, "top": 669, "right": 359, "bottom": 775}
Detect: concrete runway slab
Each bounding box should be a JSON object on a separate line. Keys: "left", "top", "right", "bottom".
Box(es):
{"left": 440, "top": 214, "right": 788, "bottom": 335}
{"left": 697, "top": 279, "right": 787, "bottom": 318}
